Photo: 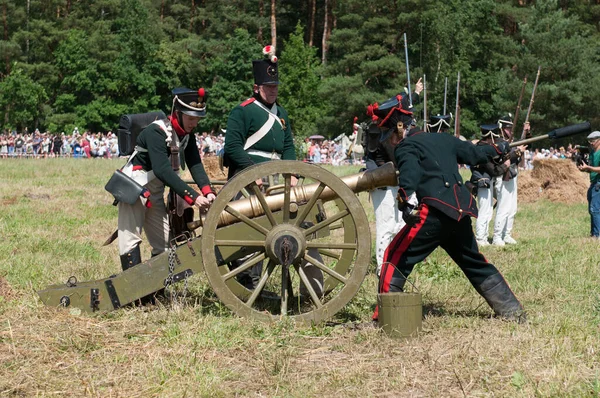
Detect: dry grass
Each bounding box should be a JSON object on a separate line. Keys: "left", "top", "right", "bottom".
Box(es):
{"left": 1, "top": 159, "right": 600, "bottom": 397}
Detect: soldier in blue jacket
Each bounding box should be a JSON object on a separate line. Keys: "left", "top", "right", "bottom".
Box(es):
{"left": 375, "top": 104, "right": 526, "bottom": 322}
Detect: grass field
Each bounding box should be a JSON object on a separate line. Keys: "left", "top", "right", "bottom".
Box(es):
{"left": 1, "top": 158, "right": 600, "bottom": 397}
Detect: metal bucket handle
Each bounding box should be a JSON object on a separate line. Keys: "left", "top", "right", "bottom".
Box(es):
{"left": 378, "top": 261, "right": 418, "bottom": 293}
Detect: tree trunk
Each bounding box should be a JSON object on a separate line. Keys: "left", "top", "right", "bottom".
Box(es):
{"left": 190, "top": 0, "right": 196, "bottom": 32}
{"left": 321, "top": 0, "right": 329, "bottom": 65}
{"left": 308, "top": 0, "right": 315, "bottom": 47}
{"left": 258, "top": 0, "right": 264, "bottom": 42}
{"left": 2, "top": 2, "right": 8, "bottom": 76}
{"left": 26, "top": 0, "right": 30, "bottom": 58}
{"left": 270, "top": 0, "right": 276, "bottom": 47}
{"left": 160, "top": 0, "right": 165, "bottom": 23}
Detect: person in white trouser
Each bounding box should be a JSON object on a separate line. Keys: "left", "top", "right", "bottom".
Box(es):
{"left": 470, "top": 125, "right": 510, "bottom": 246}
{"left": 365, "top": 80, "right": 423, "bottom": 274}
{"left": 492, "top": 117, "right": 528, "bottom": 246}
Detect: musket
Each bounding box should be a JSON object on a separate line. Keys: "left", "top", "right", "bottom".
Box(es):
{"left": 423, "top": 74, "right": 427, "bottom": 130}
{"left": 454, "top": 71, "right": 461, "bottom": 138}
{"left": 443, "top": 77, "right": 448, "bottom": 115}
{"left": 521, "top": 66, "right": 541, "bottom": 140}
{"left": 509, "top": 122, "right": 590, "bottom": 148}
{"left": 403, "top": 33, "right": 413, "bottom": 108}
{"left": 513, "top": 75, "right": 527, "bottom": 136}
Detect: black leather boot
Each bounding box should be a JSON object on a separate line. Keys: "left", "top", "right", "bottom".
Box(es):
{"left": 388, "top": 276, "right": 407, "bottom": 292}
{"left": 474, "top": 273, "right": 527, "bottom": 323}
{"left": 120, "top": 245, "right": 141, "bottom": 271}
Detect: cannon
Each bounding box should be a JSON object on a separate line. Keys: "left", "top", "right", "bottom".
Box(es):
{"left": 38, "top": 161, "right": 398, "bottom": 325}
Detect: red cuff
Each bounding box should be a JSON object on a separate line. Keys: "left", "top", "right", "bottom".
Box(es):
{"left": 397, "top": 187, "right": 409, "bottom": 202}
{"left": 201, "top": 185, "right": 215, "bottom": 196}
{"left": 183, "top": 195, "right": 195, "bottom": 205}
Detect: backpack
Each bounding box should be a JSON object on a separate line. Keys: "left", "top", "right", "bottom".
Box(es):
{"left": 117, "top": 111, "right": 167, "bottom": 156}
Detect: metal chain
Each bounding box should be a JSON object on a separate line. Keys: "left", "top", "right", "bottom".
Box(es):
{"left": 165, "top": 244, "right": 177, "bottom": 301}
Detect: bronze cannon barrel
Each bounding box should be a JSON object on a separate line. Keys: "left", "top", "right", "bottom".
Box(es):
{"left": 189, "top": 162, "right": 398, "bottom": 230}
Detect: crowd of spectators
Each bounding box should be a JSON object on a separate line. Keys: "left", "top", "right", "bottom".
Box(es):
{"left": 299, "top": 136, "right": 363, "bottom": 165}
{"left": 0, "top": 128, "right": 226, "bottom": 160}
{"left": 521, "top": 145, "right": 581, "bottom": 170}
{"left": 0, "top": 128, "right": 119, "bottom": 159}
{"left": 0, "top": 127, "right": 585, "bottom": 168}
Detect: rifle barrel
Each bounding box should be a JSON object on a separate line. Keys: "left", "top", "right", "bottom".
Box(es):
{"left": 454, "top": 72, "right": 460, "bottom": 138}
{"left": 443, "top": 77, "right": 448, "bottom": 115}
{"left": 515, "top": 76, "right": 527, "bottom": 139}
{"left": 522, "top": 66, "right": 541, "bottom": 138}
{"left": 403, "top": 33, "right": 412, "bottom": 108}
{"left": 423, "top": 74, "right": 427, "bottom": 130}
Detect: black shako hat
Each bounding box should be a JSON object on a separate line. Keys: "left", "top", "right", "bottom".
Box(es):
{"left": 253, "top": 45, "right": 279, "bottom": 85}
{"left": 172, "top": 87, "right": 207, "bottom": 117}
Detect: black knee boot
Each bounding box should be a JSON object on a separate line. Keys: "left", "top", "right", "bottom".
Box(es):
{"left": 120, "top": 245, "right": 141, "bottom": 271}
{"left": 474, "top": 273, "right": 526, "bottom": 323}
{"left": 388, "top": 276, "right": 407, "bottom": 292}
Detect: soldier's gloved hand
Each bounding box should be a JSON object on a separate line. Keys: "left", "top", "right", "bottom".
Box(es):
{"left": 397, "top": 191, "right": 420, "bottom": 227}
{"left": 400, "top": 202, "right": 421, "bottom": 227}
{"left": 206, "top": 193, "right": 216, "bottom": 203}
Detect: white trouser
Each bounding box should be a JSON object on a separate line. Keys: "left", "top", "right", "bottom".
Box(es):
{"left": 475, "top": 185, "right": 494, "bottom": 242}
{"left": 504, "top": 175, "right": 518, "bottom": 238}
{"left": 118, "top": 170, "right": 170, "bottom": 256}
{"left": 371, "top": 186, "right": 405, "bottom": 275}
{"left": 493, "top": 177, "right": 517, "bottom": 241}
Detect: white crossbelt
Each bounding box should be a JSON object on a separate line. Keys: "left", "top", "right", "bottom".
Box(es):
{"left": 246, "top": 149, "right": 282, "bottom": 160}
{"left": 243, "top": 101, "right": 283, "bottom": 150}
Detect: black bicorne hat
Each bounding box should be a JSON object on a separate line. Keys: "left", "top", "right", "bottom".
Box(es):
{"left": 480, "top": 124, "right": 500, "bottom": 138}
{"left": 366, "top": 93, "right": 414, "bottom": 130}
{"left": 172, "top": 87, "right": 207, "bottom": 117}
{"left": 497, "top": 114, "right": 513, "bottom": 130}
{"left": 253, "top": 45, "right": 279, "bottom": 85}
{"left": 427, "top": 114, "right": 452, "bottom": 132}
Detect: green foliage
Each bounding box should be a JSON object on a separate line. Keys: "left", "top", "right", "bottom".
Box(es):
{"left": 0, "top": 67, "right": 47, "bottom": 130}
{"left": 279, "top": 23, "right": 329, "bottom": 140}
{"left": 0, "top": 0, "right": 599, "bottom": 138}
{"left": 202, "top": 29, "right": 262, "bottom": 132}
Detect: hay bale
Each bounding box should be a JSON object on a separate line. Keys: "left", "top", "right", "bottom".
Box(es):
{"left": 518, "top": 159, "right": 588, "bottom": 204}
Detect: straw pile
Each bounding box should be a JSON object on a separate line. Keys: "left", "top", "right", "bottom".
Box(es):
{"left": 518, "top": 159, "right": 588, "bottom": 204}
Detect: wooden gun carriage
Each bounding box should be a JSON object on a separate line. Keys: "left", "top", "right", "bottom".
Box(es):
{"left": 38, "top": 161, "right": 397, "bottom": 325}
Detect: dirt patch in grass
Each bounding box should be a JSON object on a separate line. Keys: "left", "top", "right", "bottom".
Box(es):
{"left": 519, "top": 159, "right": 588, "bottom": 204}
{"left": 202, "top": 156, "right": 228, "bottom": 181}
{"left": 0, "top": 277, "right": 17, "bottom": 300}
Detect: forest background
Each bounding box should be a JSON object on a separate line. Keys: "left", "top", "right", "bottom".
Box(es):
{"left": 1, "top": 0, "right": 599, "bottom": 142}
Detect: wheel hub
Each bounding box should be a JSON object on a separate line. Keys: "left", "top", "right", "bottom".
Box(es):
{"left": 264, "top": 224, "right": 306, "bottom": 265}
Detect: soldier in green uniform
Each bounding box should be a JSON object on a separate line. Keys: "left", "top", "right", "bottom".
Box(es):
{"left": 223, "top": 46, "right": 321, "bottom": 293}
{"left": 118, "top": 88, "right": 216, "bottom": 271}
{"left": 224, "top": 45, "right": 295, "bottom": 179}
